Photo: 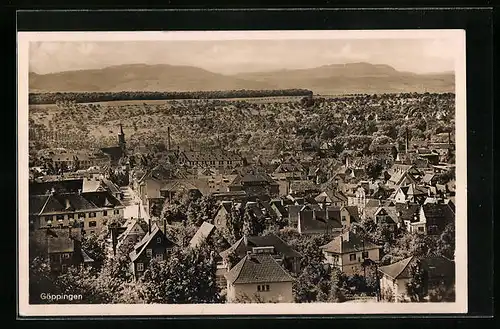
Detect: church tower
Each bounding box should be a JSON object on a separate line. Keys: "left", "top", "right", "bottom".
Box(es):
{"left": 118, "top": 123, "right": 126, "bottom": 153}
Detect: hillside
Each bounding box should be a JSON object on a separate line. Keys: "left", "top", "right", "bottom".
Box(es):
{"left": 29, "top": 64, "right": 275, "bottom": 93}
{"left": 233, "top": 63, "right": 455, "bottom": 94}
{"left": 29, "top": 62, "right": 455, "bottom": 94}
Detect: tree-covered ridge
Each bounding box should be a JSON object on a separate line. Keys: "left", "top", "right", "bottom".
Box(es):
{"left": 29, "top": 89, "right": 314, "bottom": 104}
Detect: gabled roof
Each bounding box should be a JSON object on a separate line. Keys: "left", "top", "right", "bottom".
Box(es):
{"left": 345, "top": 206, "right": 361, "bottom": 222}
{"left": 422, "top": 203, "right": 455, "bottom": 225}
{"left": 224, "top": 254, "right": 294, "bottom": 285}
{"left": 129, "top": 223, "right": 176, "bottom": 262}
{"left": 395, "top": 203, "right": 421, "bottom": 222}
{"left": 82, "top": 178, "right": 106, "bottom": 193}
{"left": 377, "top": 256, "right": 414, "bottom": 279}
{"left": 220, "top": 233, "right": 302, "bottom": 259}
{"left": 320, "top": 231, "right": 381, "bottom": 254}
{"left": 189, "top": 222, "right": 216, "bottom": 248}
{"left": 160, "top": 180, "right": 199, "bottom": 193}
{"left": 117, "top": 219, "right": 146, "bottom": 248}
{"left": 378, "top": 255, "right": 455, "bottom": 280}
{"left": 374, "top": 206, "right": 399, "bottom": 224}
{"left": 298, "top": 207, "right": 343, "bottom": 233}
{"left": 102, "top": 178, "right": 121, "bottom": 194}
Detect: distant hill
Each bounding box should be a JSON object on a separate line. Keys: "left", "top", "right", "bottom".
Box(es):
{"left": 29, "top": 62, "right": 455, "bottom": 94}
{"left": 29, "top": 64, "right": 275, "bottom": 93}
{"left": 233, "top": 62, "right": 455, "bottom": 94}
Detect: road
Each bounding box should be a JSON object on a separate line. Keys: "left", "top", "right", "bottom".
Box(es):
{"left": 120, "top": 186, "right": 150, "bottom": 221}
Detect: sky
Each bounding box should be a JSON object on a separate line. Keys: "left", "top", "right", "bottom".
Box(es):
{"left": 29, "top": 38, "right": 458, "bottom": 75}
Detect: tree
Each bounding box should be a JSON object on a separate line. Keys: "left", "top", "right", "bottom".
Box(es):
{"left": 29, "top": 257, "right": 60, "bottom": 304}
{"left": 365, "top": 158, "right": 384, "bottom": 180}
{"left": 140, "top": 243, "right": 222, "bottom": 304}
{"left": 406, "top": 259, "right": 428, "bottom": 302}
{"left": 436, "top": 223, "right": 455, "bottom": 260}
{"left": 81, "top": 233, "right": 107, "bottom": 273}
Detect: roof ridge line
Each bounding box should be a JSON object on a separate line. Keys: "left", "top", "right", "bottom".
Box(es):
{"left": 38, "top": 194, "right": 52, "bottom": 215}
{"left": 396, "top": 255, "right": 415, "bottom": 279}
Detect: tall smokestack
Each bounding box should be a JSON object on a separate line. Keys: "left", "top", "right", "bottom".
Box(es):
{"left": 167, "top": 127, "right": 171, "bottom": 151}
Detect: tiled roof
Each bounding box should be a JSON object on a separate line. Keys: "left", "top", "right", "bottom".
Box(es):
{"left": 220, "top": 233, "right": 302, "bottom": 259}
{"left": 298, "top": 208, "right": 343, "bottom": 234}
{"left": 82, "top": 179, "right": 106, "bottom": 193}
{"left": 160, "top": 180, "right": 199, "bottom": 193}
{"left": 129, "top": 223, "right": 176, "bottom": 262}
{"left": 395, "top": 203, "right": 421, "bottom": 222}
{"left": 378, "top": 256, "right": 414, "bottom": 279}
{"left": 189, "top": 222, "right": 216, "bottom": 248}
{"left": 422, "top": 203, "right": 455, "bottom": 226}
{"left": 30, "top": 179, "right": 84, "bottom": 195}
{"left": 102, "top": 178, "right": 121, "bottom": 194}
{"left": 224, "top": 254, "right": 294, "bottom": 284}
{"left": 46, "top": 228, "right": 82, "bottom": 253}
{"left": 345, "top": 206, "right": 360, "bottom": 222}
{"left": 374, "top": 206, "right": 399, "bottom": 224}
{"left": 320, "top": 231, "right": 381, "bottom": 254}
{"left": 290, "top": 180, "right": 320, "bottom": 194}
{"left": 378, "top": 255, "right": 455, "bottom": 280}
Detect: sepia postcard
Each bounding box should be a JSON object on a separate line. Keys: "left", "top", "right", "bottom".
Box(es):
{"left": 18, "top": 30, "right": 467, "bottom": 316}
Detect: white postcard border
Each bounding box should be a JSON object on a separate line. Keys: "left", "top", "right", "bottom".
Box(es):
{"left": 17, "top": 29, "right": 467, "bottom": 316}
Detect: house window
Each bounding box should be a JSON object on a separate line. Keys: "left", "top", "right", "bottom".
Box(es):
{"left": 88, "top": 221, "right": 97, "bottom": 227}
{"left": 89, "top": 212, "right": 96, "bottom": 218}
{"left": 349, "top": 254, "right": 357, "bottom": 261}
{"left": 418, "top": 226, "right": 424, "bottom": 232}
{"left": 114, "top": 210, "right": 120, "bottom": 215}
{"left": 56, "top": 215, "right": 64, "bottom": 221}
{"left": 156, "top": 254, "right": 164, "bottom": 261}
{"left": 257, "top": 284, "right": 270, "bottom": 292}
{"left": 146, "top": 249, "right": 152, "bottom": 258}
{"left": 62, "top": 253, "right": 70, "bottom": 259}
{"left": 137, "top": 263, "right": 144, "bottom": 271}
{"left": 156, "top": 237, "right": 162, "bottom": 244}
{"left": 103, "top": 211, "right": 108, "bottom": 217}
{"left": 73, "top": 214, "right": 78, "bottom": 219}
{"left": 362, "top": 251, "right": 369, "bottom": 259}
{"left": 61, "top": 264, "right": 68, "bottom": 273}
{"left": 78, "top": 213, "right": 86, "bottom": 218}
{"left": 341, "top": 216, "right": 346, "bottom": 222}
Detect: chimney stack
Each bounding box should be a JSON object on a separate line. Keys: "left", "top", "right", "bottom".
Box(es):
{"left": 148, "top": 216, "right": 151, "bottom": 234}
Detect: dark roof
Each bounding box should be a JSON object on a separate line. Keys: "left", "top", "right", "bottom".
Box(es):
{"left": 30, "top": 190, "right": 123, "bottom": 215}
{"left": 298, "top": 207, "right": 343, "bottom": 233}
{"left": 290, "top": 180, "right": 320, "bottom": 194}
{"left": 100, "top": 146, "right": 123, "bottom": 161}
{"left": 102, "top": 178, "right": 121, "bottom": 194}
{"left": 395, "top": 203, "right": 421, "bottom": 222}
{"left": 220, "top": 233, "right": 302, "bottom": 259}
{"left": 378, "top": 255, "right": 455, "bottom": 280}
{"left": 224, "top": 254, "right": 294, "bottom": 284}
{"left": 231, "top": 172, "right": 278, "bottom": 186}
{"left": 345, "top": 206, "right": 361, "bottom": 222}
{"left": 30, "top": 179, "right": 84, "bottom": 195}
{"left": 422, "top": 203, "right": 455, "bottom": 225}
{"left": 320, "top": 231, "right": 381, "bottom": 254}
{"left": 129, "top": 224, "right": 176, "bottom": 262}
{"left": 46, "top": 228, "right": 82, "bottom": 253}
{"left": 189, "top": 222, "right": 216, "bottom": 248}
{"left": 377, "top": 256, "right": 414, "bottom": 279}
